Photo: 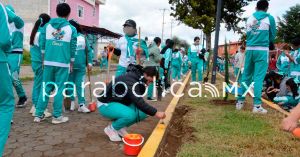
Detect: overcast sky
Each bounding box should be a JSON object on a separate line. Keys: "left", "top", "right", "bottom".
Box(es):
{"left": 100, "top": 0, "right": 299, "bottom": 46}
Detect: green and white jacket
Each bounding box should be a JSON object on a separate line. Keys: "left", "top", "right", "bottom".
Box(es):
{"left": 30, "top": 27, "right": 44, "bottom": 62}
{"left": 115, "top": 35, "right": 149, "bottom": 68}
{"left": 73, "top": 33, "right": 93, "bottom": 70}
{"left": 40, "top": 18, "right": 77, "bottom": 68}
{"left": 246, "top": 11, "right": 276, "bottom": 50}
{"left": 5, "top": 5, "right": 24, "bottom": 53}
{"left": 0, "top": 3, "right": 11, "bottom": 62}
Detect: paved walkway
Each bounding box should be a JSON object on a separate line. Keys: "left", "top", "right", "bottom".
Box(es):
{"left": 4, "top": 68, "right": 179, "bottom": 157}
{"left": 20, "top": 66, "right": 34, "bottom": 78}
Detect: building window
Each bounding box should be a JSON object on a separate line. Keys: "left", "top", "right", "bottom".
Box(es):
{"left": 58, "top": 0, "right": 66, "bottom": 4}
{"left": 78, "top": 5, "right": 84, "bottom": 18}
{"left": 93, "top": 7, "right": 96, "bottom": 16}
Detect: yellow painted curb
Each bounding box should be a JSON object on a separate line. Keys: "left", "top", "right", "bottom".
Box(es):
{"left": 217, "top": 73, "right": 290, "bottom": 116}
{"left": 138, "top": 71, "right": 191, "bottom": 157}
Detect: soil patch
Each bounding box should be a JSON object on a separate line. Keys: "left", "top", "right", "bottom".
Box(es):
{"left": 156, "top": 105, "right": 195, "bottom": 157}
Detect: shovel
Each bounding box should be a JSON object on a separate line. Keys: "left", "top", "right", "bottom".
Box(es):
{"left": 84, "top": 36, "right": 96, "bottom": 112}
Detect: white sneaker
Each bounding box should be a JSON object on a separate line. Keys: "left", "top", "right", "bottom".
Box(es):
{"left": 52, "top": 116, "right": 69, "bottom": 124}
{"left": 236, "top": 101, "right": 244, "bottom": 110}
{"left": 172, "top": 79, "right": 176, "bottom": 82}
{"left": 29, "top": 106, "right": 35, "bottom": 114}
{"left": 70, "top": 101, "right": 76, "bottom": 111}
{"left": 117, "top": 127, "right": 129, "bottom": 137}
{"left": 33, "top": 115, "right": 45, "bottom": 123}
{"left": 32, "top": 109, "right": 52, "bottom": 117}
{"left": 78, "top": 104, "right": 91, "bottom": 113}
{"left": 252, "top": 106, "right": 268, "bottom": 114}
{"left": 44, "top": 109, "right": 52, "bottom": 118}
{"left": 162, "top": 90, "right": 166, "bottom": 97}
{"left": 104, "top": 125, "right": 122, "bottom": 142}
{"left": 178, "top": 79, "right": 182, "bottom": 82}
{"left": 165, "top": 89, "right": 170, "bottom": 93}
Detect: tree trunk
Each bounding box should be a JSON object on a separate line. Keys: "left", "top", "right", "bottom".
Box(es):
{"left": 205, "top": 33, "right": 212, "bottom": 51}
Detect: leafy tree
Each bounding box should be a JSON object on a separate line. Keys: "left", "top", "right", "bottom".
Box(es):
{"left": 168, "top": 0, "right": 256, "bottom": 49}
{"left": 277, "top": 4, "right": 300, "bottom": 44}
{"left": 239, "top": 33, "right": 246, "bottom": 46}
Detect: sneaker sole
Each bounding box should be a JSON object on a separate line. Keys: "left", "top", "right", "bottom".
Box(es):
{"left": 252, "top": 111, "right": 267, "bottom": 114}
{"left": 104, "top": 128, "right": 122, "bottom": 142}
{"left": 78, "top": 109, "right": 91, "bottom": 113}
{"left": 52, "top": 119, "right": 69, "bottom": 124}
{"left": 44, "top": 113, "right": 52, "bottom": 118}
{"left": 16, "top": 100, "right": 28, "bottom": 108}
{"left": 33, "top": 118, "right": 45, "bottom": 123}
{"left": 16, "top": 104, "right": 27, "bottom": 108}
{"left": 236, "top": 105, "right": 244, "bottom": 110}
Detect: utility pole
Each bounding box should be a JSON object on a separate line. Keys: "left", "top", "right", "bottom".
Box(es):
{"left": 160, "top": 8, "right": 167, "bottom": 42}
{"left": 202, "top": 31, "right": 206, "bottom": 48}
{"left": 211, "top": 0, "right": 223, "bottom": 84}
{"left": 170, "top": 19, "right": 176, "bottom": 38}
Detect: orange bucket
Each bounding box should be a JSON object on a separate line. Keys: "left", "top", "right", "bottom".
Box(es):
{"left": 293, "top": 128, "right": 300, "bottom": 138}
{"left": 122, "top": 134, "right": 144, "bottom": 156}
{"left": 88, "top": 102, "right": 97, "bottom": 112}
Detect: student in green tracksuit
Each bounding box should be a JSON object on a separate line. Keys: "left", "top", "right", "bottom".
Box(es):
{"left": 29, "top": 14, "right": 52, "bottom": 117}
{"left": 273, "top": 78, "right": 299, "bottom": 110}
{"left": 34, "top": 3, "right": 77, "bottom": 124}
{"left": 234, "top": 46, "right": 246, "bottom": 84}
{"left": 236, "top": 0, "right": 276, "bottom": 114}
{"left": 161, "top": 40, "right": 174, "bottom": 93}
{"left": 143, "top": 37, "right": 162, "bottom": 101}
{"left": 219, "top": 58, "right": 225, "bottom": 73}
{"left": 68, "top": 20, "right": 92, "bottom": 113}
{"left": 276, "top": 45, "right": 290, "bottom": 76}
{"left": 0, "top": 3, "right": 15, "bottom": 156}
{"left": 100, "top": 47, "right": 108, "bottom": 69}
{"left": 181, "top": 48, "right": 189, "bottom": 76}
{"left": 112, "top": 19, "right": 149, "bottom": 77}
{"left": 171, "top": 47, "right": 183, "bottom": 81}
{"left": 188, "top": 37, "right": 205, "bottom": 82}
{"left": 5, "top": 5, "right": 27, "bottom": 108}
{"left": 286, "top": 38, "right": 300, "bottom": 82}
{"left": 203, "top": 51, "right": 209, "bottom": 71}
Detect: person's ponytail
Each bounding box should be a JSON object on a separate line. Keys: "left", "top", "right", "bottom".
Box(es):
{"left": 30, "top": 19, "right": 42, "bottom": 45}
{"left": 30, "top": 14, "right": 50, "bottom": 46}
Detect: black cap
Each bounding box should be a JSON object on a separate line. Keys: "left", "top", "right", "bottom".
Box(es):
{"left": 123, "top": 19, "right": 136, "bottom": 28}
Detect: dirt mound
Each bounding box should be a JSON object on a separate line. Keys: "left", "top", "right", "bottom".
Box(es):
{"left": 156, "top": 105, "right": 195, "bottom": 157}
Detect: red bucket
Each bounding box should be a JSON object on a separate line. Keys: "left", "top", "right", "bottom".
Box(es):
{"left": 122, "top": 134, "right": 144, "bottom": 156}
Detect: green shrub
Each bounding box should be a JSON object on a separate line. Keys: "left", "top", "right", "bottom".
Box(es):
{"left": 22, "top": 49, "right": 31, "bottom": 65}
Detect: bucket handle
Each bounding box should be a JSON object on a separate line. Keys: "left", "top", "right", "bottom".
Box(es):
{"left": 122, "top": 137, "right": 144, "bottom": 147}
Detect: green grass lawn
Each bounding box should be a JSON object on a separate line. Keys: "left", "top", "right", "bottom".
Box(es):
{"left": 176, "top": 78, "right": 300, "bottom": 157}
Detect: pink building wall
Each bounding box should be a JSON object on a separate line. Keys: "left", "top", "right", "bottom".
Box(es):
{"left": 50, "top": 0, "right": 100, "bottom": 27}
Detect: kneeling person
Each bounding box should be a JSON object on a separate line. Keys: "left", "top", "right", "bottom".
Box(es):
{"left": 97, "top": 64, "right": 166, "bottom": 142}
